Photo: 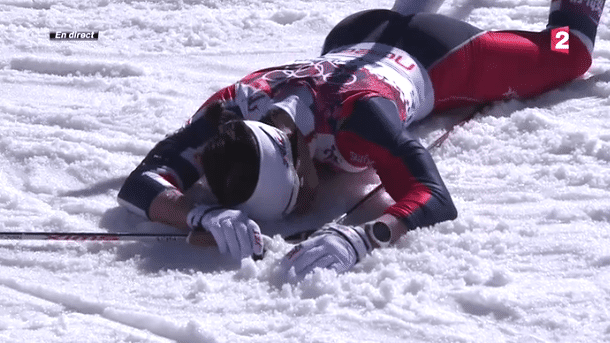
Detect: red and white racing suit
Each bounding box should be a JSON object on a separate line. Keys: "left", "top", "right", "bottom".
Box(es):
{"left": 119, "top": 10, "right": 595, "bottom": 231}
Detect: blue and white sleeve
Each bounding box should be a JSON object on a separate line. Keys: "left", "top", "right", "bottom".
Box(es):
{"left": 117, "top": 114, "right": 218, "bottom": 219}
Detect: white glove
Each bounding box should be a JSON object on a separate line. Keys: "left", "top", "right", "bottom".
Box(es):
{"left": 187, "top": 205, "right": 264, "bottom": 260}
{"left": 278, "top": 223, "right": 372, "bottom": 281}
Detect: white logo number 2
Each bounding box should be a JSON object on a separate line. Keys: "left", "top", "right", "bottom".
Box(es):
{"left": 555, "top": 30, "right": 569, "bottom": 50}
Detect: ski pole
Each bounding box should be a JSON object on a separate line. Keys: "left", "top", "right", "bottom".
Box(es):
{"left": 0, "top": 231, "right": 189, "bottom": 242}
{"left": 0, "top": 230, "right": 229, "bottom": 251}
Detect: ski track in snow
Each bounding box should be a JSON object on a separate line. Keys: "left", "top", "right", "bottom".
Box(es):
{"left": 1, "top": 0, "right": 610, "bottom": 342}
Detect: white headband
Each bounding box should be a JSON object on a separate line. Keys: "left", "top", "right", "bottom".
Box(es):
{"left": 237, "top": 121, "right": 300, "bottom": 220}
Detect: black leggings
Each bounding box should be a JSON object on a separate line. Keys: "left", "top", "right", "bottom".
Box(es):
{"left": 322, "top": 10, "right": 483, "bottom": 69}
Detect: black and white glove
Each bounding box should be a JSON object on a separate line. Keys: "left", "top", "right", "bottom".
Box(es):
{"left": 278, "top": 223, "right": 373, "bottom": 281}
{"left": 186, "top": 205, "right": 264, "bottom": 260}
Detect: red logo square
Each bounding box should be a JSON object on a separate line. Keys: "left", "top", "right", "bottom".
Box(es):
{"left": 551, "top": 26, "right": 570, "bottom": 54}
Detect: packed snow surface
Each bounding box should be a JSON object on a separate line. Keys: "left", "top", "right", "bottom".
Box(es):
{"left": 1, "top": 0, "right": 609, "bottom": 342}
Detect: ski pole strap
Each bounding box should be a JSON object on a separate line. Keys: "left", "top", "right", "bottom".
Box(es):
{"left": 186, "top": 204, "right": 223, "bottom": 231}
{"left": 313, "top": 223, "right": 372, "bottom": 261}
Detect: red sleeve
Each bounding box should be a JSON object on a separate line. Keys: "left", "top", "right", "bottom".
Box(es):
{"left": 336, "top": 97, "right": 457, "bottom": 229}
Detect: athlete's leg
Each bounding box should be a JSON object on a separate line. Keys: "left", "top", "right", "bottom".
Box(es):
{"left": 322, "top": 10, "right": 482, "bottom": 63}
{"left": 321, "top": 10, "right": 410, "bottom": 55}
{"left": 391, "top": 0, "right": 445, "bottom": 16}
{"left": 429, "top": 0, "right": 605, "bottom": 112}
{"left": 548, "top": 0, "right": 605, "bottom": 53}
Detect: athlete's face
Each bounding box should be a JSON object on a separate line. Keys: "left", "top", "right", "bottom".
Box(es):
{"left": 265, "top": 109, "right": 318, "bottom": 215}
{"left": 290, "top": 128, "right": 318, "bottom": 214}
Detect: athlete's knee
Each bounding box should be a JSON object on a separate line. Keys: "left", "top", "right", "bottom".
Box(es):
{"left": 566, "top": 33, "right": 593, "bottom": 78}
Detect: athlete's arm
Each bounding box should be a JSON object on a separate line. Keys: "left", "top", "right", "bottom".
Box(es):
{"left": 147, "top": 189, "right": 193, "bottom": 230}
{"left": 337, "top": 96, "right": 458, "bottom": 244}
{"left": 117, "top": 112, "right": 218, "bottom": 221}
{"left": 144, "top": 175, "right": 218, "bottom": 230}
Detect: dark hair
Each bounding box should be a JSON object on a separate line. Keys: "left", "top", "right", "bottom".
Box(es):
{"left": 203, "top": 101, "right": 243, "bottom": 126}
{"left": 261, "top": 107, "right": 299, "bottom": 167}
{"left": 200, "top": 102, "right": 259, "bottom": 207}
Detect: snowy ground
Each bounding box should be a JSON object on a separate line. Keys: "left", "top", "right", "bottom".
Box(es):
{"left": 1, "top": 0, "right": 610, "bottom": 342}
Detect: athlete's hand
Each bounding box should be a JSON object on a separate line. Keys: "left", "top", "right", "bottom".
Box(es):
{"left": 187, "top": 205, "right": 264, "bottom": 260}
{"left": 278, "top": 223, "right": 372, "bottom": 281}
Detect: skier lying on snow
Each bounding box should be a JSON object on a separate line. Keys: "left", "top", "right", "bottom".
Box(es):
{"left": 118, "top": 0, "right": 606, "bottom": 280}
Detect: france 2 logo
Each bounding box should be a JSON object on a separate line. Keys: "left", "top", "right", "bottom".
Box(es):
{"left": 551, "top": 26, "right": 569, "bottom": 54}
